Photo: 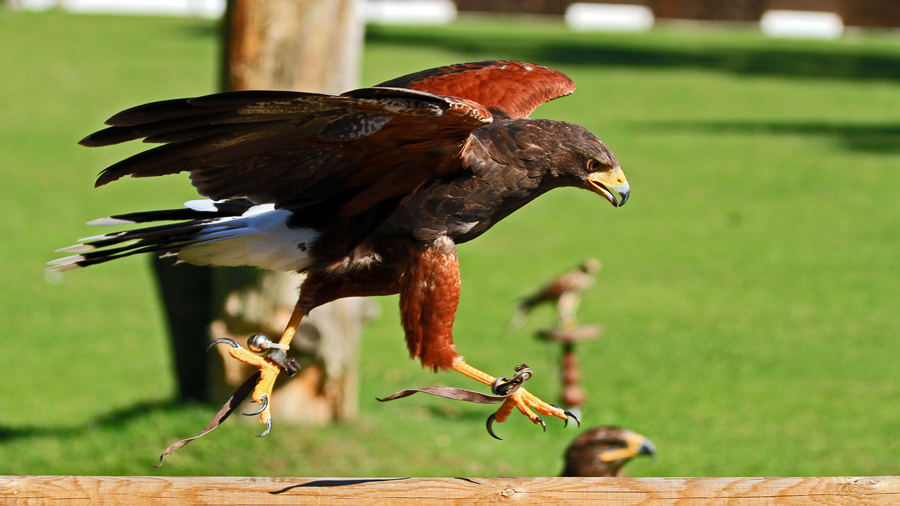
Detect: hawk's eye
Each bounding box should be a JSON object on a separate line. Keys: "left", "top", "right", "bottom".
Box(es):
{"left": 586, "top": 159, "right": 603, "bottom": 172}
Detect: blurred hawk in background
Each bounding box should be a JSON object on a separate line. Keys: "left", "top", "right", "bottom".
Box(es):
{"left": 510, "top": 257, "right": 601, "bottom": 331}
{"left": 563, "top": 426, "right": 656, "bottom": 477}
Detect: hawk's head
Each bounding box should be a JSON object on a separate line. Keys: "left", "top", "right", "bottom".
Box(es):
{"left": 535, "top": 120, "right": 629, "bottom": 207}
{"left": 563, "top": 426, "right": 656, "bottom": 477}
{"left": 571, "top": 124, "right": 629, "bottom": 207}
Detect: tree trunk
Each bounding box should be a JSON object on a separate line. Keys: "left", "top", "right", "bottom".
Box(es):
{"left": 222, "top": 0, "right": 363, "bottom": 93}
{"left": 154, "top": 0, "right": 370, "bottom": 425}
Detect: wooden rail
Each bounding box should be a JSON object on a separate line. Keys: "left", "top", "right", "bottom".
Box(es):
{"left": 2, "top": 476, "right": 900, "bottom": 505}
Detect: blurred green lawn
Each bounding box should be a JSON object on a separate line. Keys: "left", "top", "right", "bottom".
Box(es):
{"left": 2, "top": 9, "right": 900, "bottom": 477}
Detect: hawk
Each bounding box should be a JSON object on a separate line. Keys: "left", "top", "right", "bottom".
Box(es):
{"left": 510, "top": 257, "right": 601, "bottom": 331}
{"left": 563, "top": 426, "right": 656, "bottom": 477}
{"left": 48, "top": 61, "right": 630, "bottom": 436}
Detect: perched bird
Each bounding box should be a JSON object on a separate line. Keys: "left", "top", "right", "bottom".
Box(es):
{"left": 510, "top": 258, "right": 601, "bottom": 331}
{"left": 563, "top": 426, "right": 656, "bottom": 477}
{"left": 48, "top": 61, "right": 630, "bottom": 436}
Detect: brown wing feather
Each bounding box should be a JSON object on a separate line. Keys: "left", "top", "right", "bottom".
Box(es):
{"left": 377, "top": 60, "right": 575, "bottom": 119}
{"left": 82, "top": 62, "right": 573, "bottom": 218}
{"left": 83, "top": 88, "right": 491, "bottom": 216}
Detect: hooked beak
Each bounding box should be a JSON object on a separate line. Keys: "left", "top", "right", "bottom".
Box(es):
{"left": 637, "top": 436, "right": 657, "bottom": 459}
{"left": 599, "top": 432, "right": 657, "bottom": 463}
{"left": 588, "top": 172, "right": 630, "bottom": 207}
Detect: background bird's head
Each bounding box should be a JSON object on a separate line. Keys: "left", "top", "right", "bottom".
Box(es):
{"left": 580, "top": 257, "right": 601, "bottom": 275}
{"left": 562, "top": 426, "right": 656, "bottom": 477}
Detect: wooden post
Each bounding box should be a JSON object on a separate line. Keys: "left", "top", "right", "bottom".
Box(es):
{"left": 221, "top": 0, "right": 363, "bottom": 93}
{"left": 153, "top": 0, "right": 370, "bottom": 424}
{"left": 537, "top": 325, "right": 601, "bottom": 411}
{"left": 4, "top": 476, "right": 900, "bottom": 505}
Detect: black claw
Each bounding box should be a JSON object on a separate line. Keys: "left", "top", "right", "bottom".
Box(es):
{"left": 208, "top": 337, "right": 241, "bottom": 351}
{"left": 486, "top": 413, "right": 502, "bottom": 440}
{"left": 536, "top": 416, "right": 546, "bottom": 432}
{"left": 563, "top": 410, "right": 581, "bottom": 428}
{"left": 242, "top": 394, "right": 268, "bottom": 416}
{"left": 256, "top": 417, "right": 272, "bottom": 438}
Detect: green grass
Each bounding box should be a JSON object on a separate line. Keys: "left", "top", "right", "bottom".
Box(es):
{"left": 2, "top": 9, "right": 900, "bottom": 477}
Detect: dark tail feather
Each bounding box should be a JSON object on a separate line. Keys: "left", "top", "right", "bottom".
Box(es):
{"left": 47, "top": 220, "right": 212, "bottom": 271}
{"left": 47, "top": 199, "right": 256, "bottom": 271}
{"left": 93, "top": 198, "right": 255, "bottom": 224}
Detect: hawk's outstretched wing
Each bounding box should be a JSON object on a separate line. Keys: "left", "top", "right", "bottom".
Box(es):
{"left": 83, "top": 61, "right": 576, "bottom": 218}
{"left": 84, "top": 87, "right": 490, "bottom": 217}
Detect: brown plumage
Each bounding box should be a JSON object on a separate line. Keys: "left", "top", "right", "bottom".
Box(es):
{"left": 50, "top": 61, "right": 630, "bottom": 435}
{"left": 563, "top": 426, "right": 656, "bottom": 477}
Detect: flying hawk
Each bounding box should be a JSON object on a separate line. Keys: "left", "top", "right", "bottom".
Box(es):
{"left": 48, "top": 61, "right": 630, "bottom": 436}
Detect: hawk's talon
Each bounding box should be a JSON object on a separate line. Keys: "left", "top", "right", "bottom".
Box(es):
{"left": 208, "top": 337, "right": 241, "bottom": 350}
{"left": 453, "top": 360, "right": 570, "bottom": 437}
{"left": 486, "top": 413, "right": 502, "bottom": 440}
{"left": 210, "top": 331, "right": 302, "bottom": 437}
{"left": 256, "top": 417, "right": 272, "bottom": 438}
{"left": 549, "top": 404, "right": 582, "bottom": 429}
{"left": 210, "top": 336, "right": 292, "bottom": 437}
{"left": 242, "top": 394, "right": 268, "bottom": 416}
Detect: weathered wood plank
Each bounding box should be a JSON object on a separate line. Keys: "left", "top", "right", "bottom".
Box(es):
{"left": 2, "top": 476, "right": 899, "bottom": 505}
